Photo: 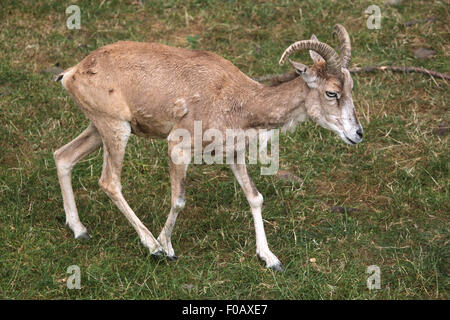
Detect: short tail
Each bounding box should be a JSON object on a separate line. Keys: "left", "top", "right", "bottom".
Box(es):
{"left": 54, "top": 67, "right": 75, "bottom": 88}
{"left": 54, "top": 73, "right": 64, "bottom": 82}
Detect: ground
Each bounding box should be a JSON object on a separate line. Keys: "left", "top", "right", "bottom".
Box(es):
{"left": 0, "top": 0, "right": 448, "bottom": 299}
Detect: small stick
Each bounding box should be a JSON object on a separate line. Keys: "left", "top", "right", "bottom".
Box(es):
{"left": 254, "top": 65, "right": 450, "bottom": 83}
{"left": 404, "top": 17, "right": 437, "bottom": 27}
{"left": 253, "top": 70, "right": 299, "bottom": 86}
{"left": 349, "top": 65, "right": 450, "bottom": 81}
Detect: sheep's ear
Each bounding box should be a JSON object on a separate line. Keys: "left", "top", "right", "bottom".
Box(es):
{"left": 289, "top": 59, "right": 317, "bottom": 88}
{"left": 289, "top": 59, "right": 308, "bottom": 74}
{"left": 309, "top": 34, "right": 325, "bottom": 64}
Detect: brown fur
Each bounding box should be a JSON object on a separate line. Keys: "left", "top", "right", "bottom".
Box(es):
{"left": 62, "top": 41, "right": 314, "bottom": 140}
{"left": 54, "top": 39, "right": 362, "bottom": 269}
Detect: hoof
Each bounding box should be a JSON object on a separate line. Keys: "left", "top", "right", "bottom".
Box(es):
{"left": 151, "top": 250, "right": 165, "bottom": 260}
{"left": 75, "top": 231, "right": 90, "bottom": 240}
{"left": 257, "top": 254, "right": 284, "bottom": 272}
{"left": 268, "top": 262, "right": 284, "bottom": 272}
{"left": 166, "top": 255, "right": 178, "bottom": 262}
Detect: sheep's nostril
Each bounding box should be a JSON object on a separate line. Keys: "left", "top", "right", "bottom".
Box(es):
{"left": 356, "top": 128, "right": 363, "bottom": 138}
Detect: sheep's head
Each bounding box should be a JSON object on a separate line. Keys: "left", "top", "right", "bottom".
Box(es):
{"left": 279, "top": 24, "right": 363, "bottom": 145}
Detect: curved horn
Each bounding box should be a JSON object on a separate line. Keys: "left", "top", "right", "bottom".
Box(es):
{"left": 333, "top": 24, "right": 351, "bottom": 69}
{"left": 279, "top": 40, "right": 341, "bottom": 74}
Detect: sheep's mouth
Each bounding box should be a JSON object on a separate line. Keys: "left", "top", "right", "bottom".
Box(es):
{"left": 342, "top": 134, "right": 358, "bottom": 145}
{"left": 345, "top": 136, "right": 357, "bottom": 144}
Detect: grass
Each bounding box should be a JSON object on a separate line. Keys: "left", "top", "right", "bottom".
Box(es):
{"left": 0, "top": 0, "right": 448, "bottom": 299}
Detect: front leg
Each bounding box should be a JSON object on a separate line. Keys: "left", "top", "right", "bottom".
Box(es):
{"left": 229, "top": 164, "right": 283, "bottom": 272}
{"left": 157, "top": 160, "right": 188, "bottom": 260}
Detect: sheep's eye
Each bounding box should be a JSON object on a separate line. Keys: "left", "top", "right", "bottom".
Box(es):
{"left": 326, "top": 91, "right": 337, "bottom": 98}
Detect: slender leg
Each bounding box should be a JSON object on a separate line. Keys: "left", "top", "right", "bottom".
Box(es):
{"left": 96, "top": 120, "right": 162, "bottom": 255}
{"left": 229, "top": 163, "right": 283, "bottom": 271}
{"left": 54, "top": 123, "right": 103, "bottom": 239}
{"left": 157, "top": 159, "right": 188, "bottom": 260}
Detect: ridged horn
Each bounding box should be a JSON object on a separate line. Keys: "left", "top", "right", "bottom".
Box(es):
{"left": 279, "top": 40, "right": 341, "bottom": 74}
{"left": 333, "top": 24, "right": 352, "bottom": 69}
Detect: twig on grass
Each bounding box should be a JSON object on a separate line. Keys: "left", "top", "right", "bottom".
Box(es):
{"left": 253, "top": 65, "right": 450, "bottom": 85}
{"left": 349, "top": 66, "right": 450, "bottom": 81}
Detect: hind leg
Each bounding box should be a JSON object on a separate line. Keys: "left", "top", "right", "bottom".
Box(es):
{"left": 54, "top": 123, "right": 103, "bottom": 239}
{"left": 95, "top": 119, "right": 163, "bottom": 254}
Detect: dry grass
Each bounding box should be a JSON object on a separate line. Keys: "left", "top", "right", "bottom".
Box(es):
{"left": 0, "top": 0, "right": 448, "bottom": 299}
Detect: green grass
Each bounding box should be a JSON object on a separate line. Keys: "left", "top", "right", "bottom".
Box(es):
{"left": 0, "top": 0, "right": 448, "bottom": 299}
